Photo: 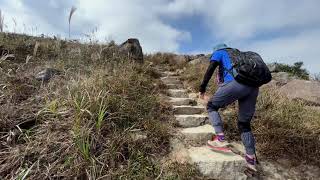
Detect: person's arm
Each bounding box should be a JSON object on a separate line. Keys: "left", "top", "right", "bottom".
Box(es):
{"left": 199, "top": 60, "right": 219, "bottom": 93}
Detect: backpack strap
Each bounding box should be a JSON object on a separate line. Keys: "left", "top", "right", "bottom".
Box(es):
{"left": 220, "top": 48, "right": 240, "bottom": 78}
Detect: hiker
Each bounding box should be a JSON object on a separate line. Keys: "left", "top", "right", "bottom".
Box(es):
{"left": 199, "top": 44, "right": 271, "bottom": 172}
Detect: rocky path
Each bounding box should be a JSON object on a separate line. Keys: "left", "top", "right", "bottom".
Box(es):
{"left": 159, "top": 69, "right": 320, "bottom": 180}
{"left": 160, "top": 71, "right": 248, "bottom": 179}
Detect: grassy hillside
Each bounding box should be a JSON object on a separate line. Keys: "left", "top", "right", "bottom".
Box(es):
{"left": 0, "top": 33, "right": 197, "bottom": 179}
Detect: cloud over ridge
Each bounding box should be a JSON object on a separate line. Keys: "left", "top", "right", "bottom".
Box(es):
{"left": 0, "top": 0, "right": 319, "bottom": 72}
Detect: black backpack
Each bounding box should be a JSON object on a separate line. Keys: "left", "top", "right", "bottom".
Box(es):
{"left": 224, "top": 48, "right": 272, "bottom": 87}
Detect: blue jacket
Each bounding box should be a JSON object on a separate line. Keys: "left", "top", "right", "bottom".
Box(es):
{"left": 210, "top": 49, "right": 235, "bottom": 84}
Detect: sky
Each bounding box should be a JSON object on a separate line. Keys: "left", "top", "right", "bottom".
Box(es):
{"left": 0, "top": 0, "right": 319, "bottom": 73}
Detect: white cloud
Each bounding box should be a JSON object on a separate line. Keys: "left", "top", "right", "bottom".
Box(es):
{"left": 161, "top": 0, "right": 320, "bottom": 73}
{"left": 240, "top": 29, "right": 320, "bottom": 74}
{"left": 0, "top": 0, "right": 190, "bottom": 53}
{"left": 75, "top": 0, "right": 191, "bottom": 52}
{"left": 0, "top": 0, "right": 319, "bottom": 72}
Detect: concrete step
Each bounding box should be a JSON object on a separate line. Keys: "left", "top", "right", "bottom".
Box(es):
{"left": 175, "top": 114, "right": 209, "bottom": 128}
{"left": 188, "top": 146, "right": 246, "bottom": 179}
{"left": 180, "top": 124, "right": 215, "bottom": 146}
{"left": 168, "top": 89, "right": 189, "bottom": 98}
{"left": 173, "top": 105, "right": 205, "bottom": 115}
{"left": 170, "top": 98, "right": 196, "bottom": 106}
{"left": 160, "top": 71, "right": 177, "bottom": 77}
{"left": 161, "top": 77, "right": 180, "bottom": 84}
{"left": 166, "top": 84, "right": 183, "bottom": 89}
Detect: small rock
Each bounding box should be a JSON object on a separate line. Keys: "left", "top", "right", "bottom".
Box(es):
{"left": 130, "top": 132, "right": 147, "bottom": 142}
{"left": 35, "top": 68, "right": 61, "bottom": 82}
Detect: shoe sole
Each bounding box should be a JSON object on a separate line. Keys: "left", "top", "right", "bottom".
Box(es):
{"left": 207, "top": 144, "right": 233, "bottom": 153}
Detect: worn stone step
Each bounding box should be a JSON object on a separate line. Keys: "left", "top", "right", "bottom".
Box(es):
{"left": 160, "top": 71, "right": 177, "bottom": 77}
{"left": 161, "top": 77, "right": 181, "bottom": 84}
{"left": 175, "top": 114, "right": 209, "bottom": 128}
{"left": 170, "top": 98, "right": 196, "bottom": 106}
{"left": 180, "top": 124, "right": 215, "bottom": 145}
{"left": 173, "top": 105, "right": 205, "bottom": 115}
{"left": 188, "top": 146, "right": 246, "bottom": 179}
{"left": 168, "top": 89, "right": 189, "bottom": 98}
{"left": 166, "top": 84, "right": 183, "bottom": 89}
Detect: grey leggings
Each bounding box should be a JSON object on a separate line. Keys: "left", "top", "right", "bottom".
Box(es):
{"left": 207, "top": 80, "right": 259, "bottom": 155}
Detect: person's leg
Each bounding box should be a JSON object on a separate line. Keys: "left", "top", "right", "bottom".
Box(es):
{"left": 238, "top": 87, "right": 259, "bottom": 169}
{"left": 207, "top": 81, "right": 249, "bottom": 139}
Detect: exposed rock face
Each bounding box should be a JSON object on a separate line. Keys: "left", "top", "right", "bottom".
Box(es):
{"left": 188, "top": 56, "right": 209, "bottom": 65}
{"left": 35, "top": 68, "right": 61, "bottom": 82}
{"left": 267, "top": 63, "right": 278, "bottom": 72}
{"left": 187, "top": 54, "right": 210, "bottom": 65}
{"left": 119, "top": 38, "right": 143, "bottom": 63}
{"left": 279, "top": 80, "right": 320, "bottom": 106}
{"left": 272, "top": 72, "right": 296, "bottom": 85}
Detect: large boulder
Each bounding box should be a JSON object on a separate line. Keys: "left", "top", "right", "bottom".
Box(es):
{"left": 271, "top": 72, "right": 296, "bottom": 86}
{"left": 119, "top": 38, "right": 143, "bottom": 63}
{"left": 267, "top": 63, "right": 278, "bottom": 72}
{"left": 171, "top": 55, "right": 188, "bottom": 65}
{"left": 279, "top": 80, "right": 320, "bottom": 106}
{"left": 188, "top": 55, "right": 210, "bottom": 65}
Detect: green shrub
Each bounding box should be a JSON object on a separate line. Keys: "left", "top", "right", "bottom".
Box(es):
{"left": 273, "top": 61, "right": 310, "bottom": 80}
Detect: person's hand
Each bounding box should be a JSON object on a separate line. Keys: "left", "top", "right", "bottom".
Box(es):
{"left": 199, "top": 92, "right": 205, "bottom": 100}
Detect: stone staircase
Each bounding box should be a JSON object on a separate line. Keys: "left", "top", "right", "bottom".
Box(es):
{"left": 161, "top": 71, "right": 247, "bottom": 179}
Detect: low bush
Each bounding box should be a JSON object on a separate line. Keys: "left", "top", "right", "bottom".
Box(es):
{"left": 273, "top": 61, "right": 310, "bottom": 80}
{"left": 180, "top": 63, "right": 218, "bottom": 94}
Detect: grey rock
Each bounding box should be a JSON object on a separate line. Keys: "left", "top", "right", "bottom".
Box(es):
{"left": 272, "top": 72, "right": 296, "bottom": 85}
{"left": 161, "top": 76, "right": 181, "bottom": 85}
{"left": 171, "top": 55, "right": 188, "bottom": 65}
{"left": 170, "top": 98, "right": 195, "bottom": 106}
{"left": 188, "top": 55, "right": 210, "bottom": 65}
{"left": 180, "top": 124, "right": 215, "bottom": 145}
{"left": 166, "top": 84, "right": 183, "bottom": 89}
{"left": 268, "top": 63, "right": 278, "bottom": 72}
{"left": 175, "top": 114, "right": 209, "bottom": 128}
{"left": 279, "top": 79, "right": 320, "bottom": 106}
{"left": 35, "top": 68, "right": 61, "bottom": 82}
{"left": 173, "top": 105, "right": 205, "bottom": 115}
{"left": 119, "top": 38, "right": 143, "bottom": 63}
{"left": 188, "top": 146, "right": 247, "bottom": 179}
{"left": 168, "top": 89, "right": 189, "bottom": 98}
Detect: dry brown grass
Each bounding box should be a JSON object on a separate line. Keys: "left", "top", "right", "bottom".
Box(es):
{"left": 145, "top": 52, "right": 186, "bottom": 71}
{"left": 180, "top": 63, "right": 218, "bottom": 94}
{"left": 0, "top": 33, "right": 198, "bottom": 179}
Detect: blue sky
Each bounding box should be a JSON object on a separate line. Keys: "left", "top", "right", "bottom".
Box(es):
{"left": 1, "top": 0, "right": 320, "bottom": 73}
